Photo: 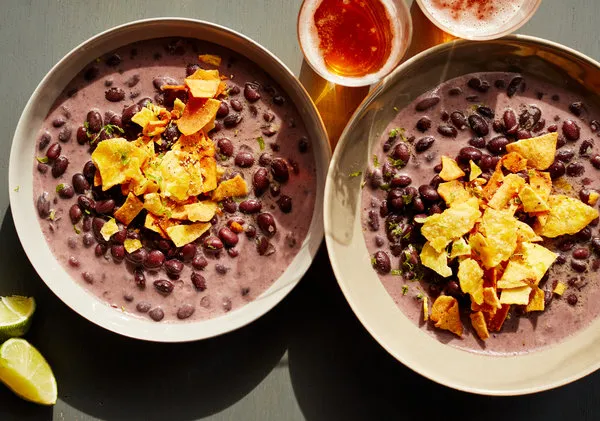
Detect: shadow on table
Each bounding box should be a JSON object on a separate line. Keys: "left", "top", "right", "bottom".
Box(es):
{"left": 0, "top": 209, "right": 288, "bottom": 421}
{"left": 286, "top": 247, "right": 600, "bottom": 421}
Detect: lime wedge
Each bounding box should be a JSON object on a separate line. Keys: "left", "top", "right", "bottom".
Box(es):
{"left": 0, "top": 338, "right": 57, "bottom": 405}
{"left": 0, "top": 296, "right": 35, "bottom": 341}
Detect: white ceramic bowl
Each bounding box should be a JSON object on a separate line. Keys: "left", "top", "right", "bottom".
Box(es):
{"left": 324, "top": 35, "right": 600, "bottom": 395}
{"left": 9, "top": 18, "right": 330, "bottom": 342}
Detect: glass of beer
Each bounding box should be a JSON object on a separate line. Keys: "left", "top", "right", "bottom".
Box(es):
{"left": 297, "top": 0, "right": 413, "bottom": 87}
{"left": 416, "top": 0, "right": 542, "bottom": 40}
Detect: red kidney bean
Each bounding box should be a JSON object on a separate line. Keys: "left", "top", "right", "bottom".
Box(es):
{"left": 548, "top": 161, "right": 566, "bottom": 179}
{"left": 239, "top": 199, "right": 262, "bottom": 214}
{"left": 271, "top": 158, "right": 290, "bottom": 182}
{"left": 563, "top": 120, "right": 580, "bottom": 141}
{"left": 58, "top": 126, "right": 72, "bottom": 142}
{"left": 95, "top": 199, "right": 115, "bottom": 215}
{"left": 547, "top": 124, "right": 558, "bottom": 132}
{"left": 416, "top": 117, "right": 432, "bottom": 132}
{"left": 372, "top": 250, "right": 391, "bottom": 274}
{"left": 218, "top": 227, "right": 239, "bottom": 247}
{"left": 86, "top": 110, "right": 103, "bottom": 133}
{"left": 46, "top": 143, "right": 61, "bottom": 160}
{"left": 556, "top": 149, "right": 575, "bottom": 162}
{"left": 506, "top": 76, "right": 523, "bottom": 97}
{"left": 277, "top": 195, "right": 292, "bottom": 213}
{"left": 244, "top": 83, "right": 261, "bottom": 102}
{"left": 415, "top": 96, "right": 440, "bottom": 111}
{"left": 415, "top": 136, "right": 435, "bottom": 152}
{"left": 245, "top": 224, "right": 257, "bottom": 239}
{"left": 486, "top": 136, "right": 509, "bottom": 155}
{"left": 566, "top": 162, "right": 585, "bottom": 177}
{"left": 253, "top": 167, "right": 270, "bottom": 195}
{"left": 234, "top": 151, "right": 255, "bottom": 167}
{"left": 257, "top": 213, "right": 277, "bottom": 236}
{"left": 39, "top": 132, "right": 51, "bottom": 150}
{"left": 468, "top": 114, "right": 489, "bottom": 136}
{"left": 51, "top": 156, "right": 69, "bottom": 178}
{"left": 145, "top": 249, "right": 165, "bottom": 269}
{"left": 154, "top": 279, "right": 174, "bottom": 295}
{"left": 111, "top": 244, "right": 125, "bottom": 261}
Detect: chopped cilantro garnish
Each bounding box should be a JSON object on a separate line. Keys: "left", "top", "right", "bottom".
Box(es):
{"left": 84, "top": 209, "right": 91, "bottom": 215}
{"left": 370, "top": 257, "right": 376, "bottom": 267}
{"left": 257, "top": 136, "right": 265, "bottom": 151}
{"left": 401, "top": 285, "right": 409, "bottom": 295}
{"left": 83, "top": 121, "right": 89, "bottom": 130}
{"left": 402, "top": 194, "right": 413, "bottom": 205}
{"left": 73, "top": 225, "right": 81, "bottom": 234}
{"left": 393, "top": 106, "right": 399, "bottom": 112}
{"left": 514, "top": 197, "right": 522, "bottom": 204}
{"left": 56, "top": 184, "right": 65, "bottom": 193}
{"left": 36, "top": 156, "right": 49, "bottom": 164}
{"left": 373, "top": 154, "right": 380, "bottom": 168}
{"left": 360, "top": 179, "right": 367, "bottom": 189}
{"left": 104, "top": 124, "right": 125, "bottom": 136}
{"left": 416, "top": 293, "right": 424, "bottom": 300}
{"left": 391, "top": 269, "right": 402, "bottom": 276}
{"left": 13, "top": 186, "right": 19, "bottom": 192}
{"left": 389, "top": 128, "right": 400, "bottom": 138}
{"left": 349, "top": 171, "right": 362, "bottom": 178}
{"left": 48, "top": 209, "right": 56, "bottom": 221}
{"left": 379, "top": 183, "right": 391, "bottom": 191}
{"left": 387, "top": 156, "right": 405, "bottom": 169}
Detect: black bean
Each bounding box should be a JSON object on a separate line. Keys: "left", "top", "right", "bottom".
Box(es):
{"left": 191, "top": 255, "right": 208, "bottom": 271}
{"left": 391, "top": 143, "right": 411, "bottom": 162}
{"left": 372, "top": 251, "right": 391, "bottom": 274}
{"left": 516, "top": 129, "right": 531, "bottom": 139}
{"left": 83, "top": 65, "right": 99, "bottom": 81}
{"left": 548, "top": 161, "right": 566, "bottom": 179}
{"left": 367, "top": 209, "right": 380, "bottom": 231}
{"left": 591, "top": 237, "right": 600, "bottom": 254}
{"left": 86, "top": 110, "right": 103, "bottom": 133}
{"left": 469, "top": 137, "right": 486, "bottom": 148}
{"left": 566, "top": 162, "right": 585, "bottom": 177}
{"left": 76, "top": 126, "right": 90, "bottom": 145}
{"left": 218, "top": 227, "right": 239, "bottom": 247}
{"left": 37, "top": 163, "right": 48, "bottom": 173}
{"left": 126, "top": 248, "right": 148, "bottom": 266}
{"left": 212, "top": 138, "right": 233, "bottom": 158}
{"left": 234, "top": 151, "right": 255, "bottom": 168}
{"left": 39, "top": 132, "right": 51, "bottom": 150}
{"left": 450, "top": 111, "right": 467, "bottom": 129}
{"left": 228, "top": 99, "right": 243, "bottom": 113}
{"left": 52, "top": 156, "right": 69, "bottom": 178}
{"left": 189, "top": 271, "right": 207, "bottom": 291}
{"left": 415, "top": 96, "right": 440, "bottom": 111}
{"left": 57, "top": 183, "right": 74, "bottom": 199}
{"left": 145, "top": 249, "right": 165, "bottom": 269}
{"left": 415, "top": 136, "right": 435, "bottom": 152}
{"left": 392, "top": 174, "right": 412, "bottom": 187}
{"left": 94, "top": 243, "right": 106, "bottom": 257}
{"left": 176, "top": 304, "right": 195, "bottom": 320}
{"left": 419, "top": 184, "right": 439, "bottom": 202}
{"left": 556, "top": 149, "right": 575, "bottom": 162}
{"left": 448, "top": 87, "right": 462, "bottom": 95}
{"left": 563, "top": 120, "right": 580, "bottom": 141}
{"left": 203, "top": 236, "right": 224, "bottom": 252}
{"left": 571, "top": 260, "right": 587, "bottom": 273}
{"left": 82, "top": 232, "right": 94, "bottom": 248}
{"left": 573, "top": 248, "right": 590, "bottom": 260}
{"left": 591, "top": 154, "right": 600, "bottom": 169}
{"left": 569, "top": 101, "right": 585, "bottom": 117}
{"left": 153, "top": 279, "right": 174, "bottom": 295}
{"left": 270, "top": 184, "right": 281, "bottom": 197}
{"left": 95, "top": 199, "right": 115, "bottom": 215}
{"left": 82, "top": 272, "right": 94, "bottom": 284}
{"left": 222, "top": 113, "right": 242, "bottom": 129}
{"left": 476, "top": 106, "right": 494, "bottom": 118}
{"left": 429, "top": 175, "right": 443, "bottom": 188}
{"left": 216, "top": 101, "right": 230, "bottom": 118}
{"left": 257, "top": 212, "right": 277, "bottom": 236}
{"left": 36, "top": 192, "right": 50, "bottom": 218}
{"left": 458, "top": 146, "right": 482, "bottom": 163}
{"left": 148, "top": 307, "right": 164, "bottom": 322}
{"left": 502, "top": 109, "right": 518, "bottom": 134}
{"left": 437, "top": 124, "right": 457, "bottom": 138}
{"left": 468, "top": 114, "right": 489, "bottom": 136}
{"left": 277, "top": 195, "right": 292, "bottom": 213}
{"left": 105, "top": 87, "right": 125, "bottom": 102}
{"left": 244, "top": 83, "right": 261, "bottom": 102}
{"left": 271, "top": 158, "right": 290, "bottom": 182}
{"left": 487, "top": 136, "right": 509, "bottom": 155}
{"left": 111, "top": 244, "right": 125, "bottom": 261}
{"left": 273, "top": 94, "right": 285, "bottom": 105}
{"left": 576, "top": 226, "right": 592, "bottom": 242}
{"left": 52, "top": 117, "right": 66, "bottom": 128}
{"left": 416, "top": 116, "right": 432, "bottom": 132}
{"left": 162, "top": 124, "right": 180, "bottom": 144}
{"left": 239, "top": 199, "right": 262, "bottom": 214}
{"left": 579, "top": 139, "right": 593, "bottom": 156}
{"left": 164, "top": 259, "right": 184, "bottom": 277}
{"left": 68, "top": 204, "right": 82, "bottom": 224}
{"left": 532, "top": 118, "right": 546, "bottom": 133}
{"left": 46, "top": 143, "right": 61, "bottom": 160}
{"left": 506, "top": 76, "right": 523, "bottom": 97}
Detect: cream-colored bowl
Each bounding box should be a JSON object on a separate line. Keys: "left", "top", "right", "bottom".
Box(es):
{"left": 324, "top": 35, "right": 600, "bottom": 395}
{"left": 9, "top": 18, "right": 330, "bottom": 342}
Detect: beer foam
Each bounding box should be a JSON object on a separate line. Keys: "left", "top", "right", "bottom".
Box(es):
{"left": 297, "top": 0, "right": 409, "bottom": 86}
{"left": 419, "top": 0, "right": 527, "bottom": 38}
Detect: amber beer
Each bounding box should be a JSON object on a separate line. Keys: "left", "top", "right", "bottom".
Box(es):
{"left": 298, "top": 0, "right": 412, "bottom": 87}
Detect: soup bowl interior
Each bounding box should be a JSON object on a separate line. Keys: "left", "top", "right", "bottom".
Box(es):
{"left": 324, "top": 35, "right": 600, "bottom": 395}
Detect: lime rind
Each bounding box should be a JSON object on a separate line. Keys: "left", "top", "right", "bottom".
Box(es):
{"left": 0, "top": 296, "right": 35, "bottom": 342}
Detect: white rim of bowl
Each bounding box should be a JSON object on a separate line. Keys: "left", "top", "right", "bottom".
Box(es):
{"left": 324, "top": 33, "right": 600, "bottom": 395}
{"left": 9, "top": 17, "right": 330, "bottom": 342}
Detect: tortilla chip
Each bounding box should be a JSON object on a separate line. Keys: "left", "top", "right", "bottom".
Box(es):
{"left": 423, "top": 296, "right": 429, "bottom": 322}
{"left": 123, "top": 238, "right": 142, "bottom": 253}
{"left": 430, "top": 296, "right": 463, "bottom": 336}
{"left": 184, "top": 201, "right": 218, "bottom": 222}
{"left": 185, "top": 78, "right": 221, "bottom": 99}
{"left": 165, "top": 222, "right": 211, "bottom": 247}
{"left": 211, "top": 174, "right": 248, "bottom": 201}
{"left": 483, "top": 287, "right": 502, "bottom": 309}
{"left": 91, "top": 138, "right": 149, "bottom": 190}
{"left": 458, "top": 258, "right": 484, "bottom": 304}
{"left": 588, "top": 191, "right": 600, "bottom": 206}
{"left": 470, "top": 311, "right": 490, "bottom": 340}
{"left": 176, "top": 97, "right": 221, "bottom": 136}
{"left": 505, "top": 132, "right": 558, "bottom": 170}
{"left": 516, "top": 220, "right": 543, "bottom": 243}
{"left": 497, "top": 260, "right": 536, "bottom": 289}
{"left": 528, "top": 170, "right": 552, "bottom": 201}
{"left": 100, "top": 218, "right": 119, "bottom": 242}
{"left": 553, "top": 282, "right": 567, "bottom": 296}
{"left": 485, "top": 304, "right": 510, "bottom": 332}
{"left": 526, "top": 287, "right": 545, "bottom": 312}
{"left": 94, "top": 170, "right": 102, "bottom": 187}
{"left": 173, "top": 130, "right": 215, "bottom": 157}
{"left": 187, "top": 68, "right": 220, "bottom": 81}
{"left": 421, "top": 197, "right": 481, "bottom": 252}
{"left": 478, "top": 208, "right": 518, "bottom": 268}
{"left": 439, "top": 156, "right": 465, "bottom": 181}
{"left": 114, "top": 193, "right": 144, "bottom": 225}
{"left": 420, "top": 242, "right": 452, "bottom": 277}
{"left": 198, "top": 54, "right": 222, "bottom": 67}
{"left": 500, "top": 285, "right": 532, "bottom": 305}
{"left": 450, "top": 237, "right": 471, "bottom": 259}
{"left": 501, "top": 151, "right": 528, "bottom": 172}
{"left": 131, "top": 107, "right": 155, "bottom": 128}
{"left": 469, "top": 160, "right": 482, "bottom": 181}
{"left": 482, "top": 163, "right": 504, "bottom": 200}
{"left": 143, "top": 213, "right": 167, "bottom": 238}
{"left": 437, "top": 180, "right": 471, "bottom": 206}
{"left": 518, "top": 185, "right": 550, "bottom": 213}
{"left": 487, "top": 174, "right": 525, "bottom": 210}
{"left": 534, "top": 194, "right": 599, "bottom": 237}
{"left": 521, "top": 242, "right": 557, "bottom": 283}
{"left": 200, "top": 156, "right": 218, "bottom": 193}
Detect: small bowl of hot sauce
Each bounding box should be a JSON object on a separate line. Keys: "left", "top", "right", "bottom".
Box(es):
{"left": 297, "top": 0, "right": 413, "bottom": 87}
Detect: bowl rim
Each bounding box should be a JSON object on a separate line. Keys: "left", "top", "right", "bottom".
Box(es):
{"left": 324, "top": 33, "right": 600, "bottom": 395}
{"left": 9, "top": 17, "right": 330, "bottom": 342}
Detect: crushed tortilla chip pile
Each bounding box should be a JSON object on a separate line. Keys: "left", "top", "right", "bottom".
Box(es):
{"left": 418, "top": 132, "right": 599, "bottom": 340}
{"left": 90, "top": 58, "right": 248, "bottom": 248}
